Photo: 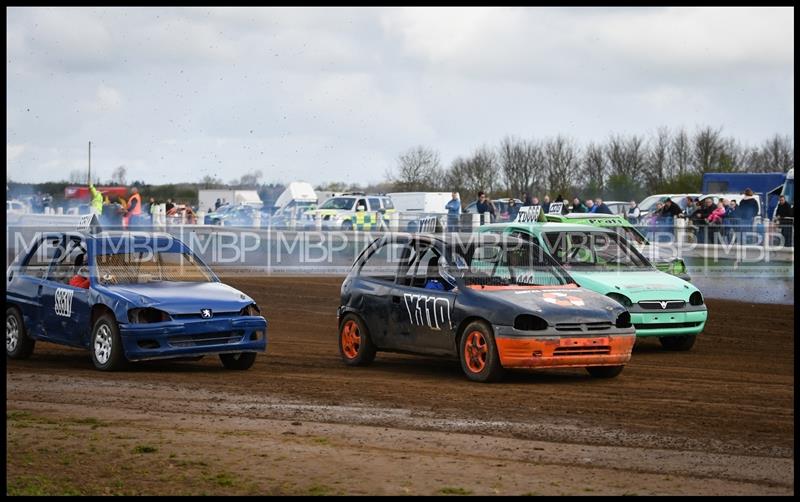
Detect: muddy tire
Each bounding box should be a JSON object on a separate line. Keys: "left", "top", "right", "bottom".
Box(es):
{"left": 659, "top": 335, "right": 696, "bottom": 351}
{"left": 459, "top": 320, "right": 504, "bottom": 383}
{"left": 338, "top": 314, "right": 376, "bottom": 366}
{"left": 7, "top": 306, "right": 35, "bottom": 359}
{"left": 91, "top": 313, "right": 127, "bottom": 371}
{"left": 341, "top": 220, "right": 353, "bottom": 231}
{"left": 586, "top": 365, "right": 624, "bottom": 378}
{"left": 219, "top": 352, "right": 257, "bottom": 370}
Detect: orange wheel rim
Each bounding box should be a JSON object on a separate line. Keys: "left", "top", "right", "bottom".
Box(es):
{"left": 464, "top": 331, "right": 488, "bottom": 373}
{"left": 341, "top": 320, "right": 360, "bottom": 359}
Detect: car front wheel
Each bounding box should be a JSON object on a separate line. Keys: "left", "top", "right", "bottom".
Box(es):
{"left": 219, "top": 352, "right": 257, "bottom": 370}
{"left": 91, "top": 313, "right": 127, "bottom": 371}
{"left": 7, "top": 306, "right": 35, "bottom": 359}
{"left": 338, "top": 314, "right": 376, "bottom": 366}
{"left": 459, "top": 321, "right": 504, "bottom": 382}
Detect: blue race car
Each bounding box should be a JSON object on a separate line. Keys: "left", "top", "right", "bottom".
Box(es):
{"left": 6, "top": 229, "right": 268, "bottom": 371}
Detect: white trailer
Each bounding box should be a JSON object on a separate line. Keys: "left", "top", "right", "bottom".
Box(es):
{"left": 198, "top": 190, "right": 263, "bottom": 213}
{"left": 387, "top": 192, "right": 453, "bottom": 213}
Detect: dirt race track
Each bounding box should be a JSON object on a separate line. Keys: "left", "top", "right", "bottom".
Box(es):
{"left": 6, "top": 276, "right": 795, "bottom": 495}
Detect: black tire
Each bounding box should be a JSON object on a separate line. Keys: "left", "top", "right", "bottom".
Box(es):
{"left": 341, "top": 220, "right": 353, "bottom": 231}
{"left": 458, "top": 320, "right": 504, "bottom": 382}
{"left": 659, "top": 335, "right": 696, "bottom": 351}
{"left": 90, "top": 313, "right": 127, "bottom": 371}
{"left": 6, "top": 306, "right": 35, "bottom": 359}
{"left": 338, "top": 314, "right": 376, "bottom": 366}
{"left": 219, "top": 352, "right": 257, "bottom": 370}
{"left": 586, "top": 365, "right": 624, "bottom": 378}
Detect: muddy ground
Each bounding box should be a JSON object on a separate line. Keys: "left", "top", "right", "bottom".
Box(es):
{"left": 6, "top": 276, "right": 794, "bottom": 495}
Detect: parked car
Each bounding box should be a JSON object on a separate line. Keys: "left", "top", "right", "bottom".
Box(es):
{"left": 204, "top": 203, "right": 258, "bottom": 227}
{"left": 338, "top": 232, "right": 636, "bottom": 382}
{"left": 6, "top": 229, "right": 268, "bottom": 370}
{"left": 638, "top": 193, "right": 702, "bottom": 219}
{"left": 306, "top": 193, "right": 395, "bottom": 230}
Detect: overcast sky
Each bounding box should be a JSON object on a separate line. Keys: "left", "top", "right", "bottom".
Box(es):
{"left": 6, "top": 6, "right": 794, "bottom": 185}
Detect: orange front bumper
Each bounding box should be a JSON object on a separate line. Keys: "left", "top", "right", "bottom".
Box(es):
{"left": 496, "top": 334, "right": 635, "bottom": 369}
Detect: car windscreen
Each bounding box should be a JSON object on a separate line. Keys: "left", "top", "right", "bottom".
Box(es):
{"left": 95, "top": 251, "right": 214, "bottom": 285}
{"left": 319, "top": 197, "right": 355, "bottom": 210}
{"left": 457, "top": 241, "right": 574, "bottom": 287}
{"left": 543, "top": 231, "right": 652, "bottom": 270}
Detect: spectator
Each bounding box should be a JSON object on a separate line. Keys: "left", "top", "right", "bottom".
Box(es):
{"left": 553, "top": 194, "right": 568, "bottom": 214}
{"left": 541, "top": 195, "right": 551, "bottom": 214}
{"left": 691, "top": 198, "right": 715, "bottom": 244}
{"left": 737, "top": 189, "right": 759, "bottom": 243}
{"left": 215, "top": 198, "right": 222, "bottom": 211}
{"left": 626, "top": 200, "right": 640, "bottom": 224}
{"left": 594, "top": 198, "right": 612, "bottom": 214}
{"left": 149, "top": 198, "right": 159, "bottom": 228}
{"left": 774, "top": 195, "right": 794, "bottom": 247}
{"left": 476, "top": 191, "right": 494, "bottom": 224}
{"left": 585, "top": 199, "right": 595, "bottom": 213}
{"left": 523, "top": 193, "right": 533, "bottom": 206}
{"left": 706, "top": 200, "right": 727, "bottom": 243}
{"left": 445, "top": 192, "right": 461, "bottom": 231}
{"left": 531, "top": 196, "right": 540, "bottom": 207}
{"left": 507, "top": 198, "right": 520, "bottom": 221}
{"left": 571, "top": 197, "right": 586, "bottom": 213}
{"left": 165, "top": 198, "right": 175, "bottom": 214}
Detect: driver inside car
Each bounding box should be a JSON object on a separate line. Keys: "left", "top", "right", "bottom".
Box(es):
{"left": 68, "top": 253, "right": 90, "bottom": 289}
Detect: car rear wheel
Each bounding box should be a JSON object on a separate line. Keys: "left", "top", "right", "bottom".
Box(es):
{"left": 459, "top": 321, "right": 504, "bottom": 382}
{"left": 219, "top": 352, "right": 257, "bottom": 370}
{"left": 586, "top": 365, "right": 624, "bottom": 378}
{"left": 659, "top": 335, "right": 696, "bottom": 351}
{"left": 7, "top": 306, "right": 35, "bottom": 359}
{"left": 91, "top": 313, "right": 127, "bottom": 371}
{"left": 338, "top": 314, "right": 376, "bottom": 366}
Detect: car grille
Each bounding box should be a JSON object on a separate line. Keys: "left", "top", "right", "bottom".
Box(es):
{"left": 554, "top": 321, "right": 614, "bottom": 332}
{"left": 638, "top": 300, "right": 686, "bottom": 310}
{"left": 168, "top": 332, "right": 244, "bottom": 347}
{"left": 553, "top": 345, "right": 612, "bottom": 356}
{"left": 171, "top": 311, "right": 241, "bottom": 320}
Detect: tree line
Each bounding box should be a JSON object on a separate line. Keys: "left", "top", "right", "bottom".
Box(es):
{"left": 385, "top": 127, "right": 794, "bottom": 202}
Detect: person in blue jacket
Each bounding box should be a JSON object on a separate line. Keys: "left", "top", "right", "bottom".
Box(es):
{"left": 445, "top": 192, "right": 461, "bottom": 232}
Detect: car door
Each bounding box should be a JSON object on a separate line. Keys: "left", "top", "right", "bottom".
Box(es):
{"left": 38, "top": 236, "right": 92, "bottom": 346}
{"left": 390, "top": 241, "right": 456, "bottom": 355}
{"left": 8, "top": 235, "right": 62, "bottom": 339}
{"left": 352, "top": 238, "right": 409, "bottom": 349}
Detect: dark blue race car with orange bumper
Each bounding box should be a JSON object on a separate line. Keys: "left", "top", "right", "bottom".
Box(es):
{"left": 6, "top": 230, "right": 267, "bottom": 371}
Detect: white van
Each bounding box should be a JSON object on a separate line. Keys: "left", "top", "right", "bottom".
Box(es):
{"left": 386, "top": 192, "right": 452, "bottom": 213}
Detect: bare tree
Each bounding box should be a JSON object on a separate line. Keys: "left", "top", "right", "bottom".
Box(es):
{"left": 717, "top": 137, "right": 744, "bottom": 172}
{"left": 606, "top": 134, "right": 646, "bottom": 182}
{"left": 670, "top": 127, "right": 693, "bottom": 177}
{"left": 200, "top": 174, "right": 224, "bottom": 188}
{"left": 543, "top": 136, "right": 579, "bottom": 197}
{"left": 237, "top": 170, "right": 263, "bottom": 187}
{"left": 498, "top": 136, "right": 543, "bottom": 198}
{"left": 110, "top": 165, "right": 127, "bottom": 185}
{"left": 445, "top": 146, "right": 498, "bottom": 197}
{"left": 758, "top": 134, "right": 794, "bottom": 172}
{"left": 692, "top": 126, "right": 725, "bottom": 173}
{"left": 581, "top": 142, "right": 607, "bottom": 194}
{"left": 69, "top": 169, "right": 89, "bottom": 184}
{"left": 645, "top": 127, "right": 671, "bottom": 191}
{"left": 388, "top": 146, "right": 443, "bottom": 192}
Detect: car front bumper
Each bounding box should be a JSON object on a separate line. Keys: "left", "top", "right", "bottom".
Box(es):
{"left": 629, "top": 309, "right": 707, "bottom": 337}
{"left": 493, "top": 327, "right": 635, "bottom": 369}
{"left": 119, "top": 315, "right": 268, "bottom": 361}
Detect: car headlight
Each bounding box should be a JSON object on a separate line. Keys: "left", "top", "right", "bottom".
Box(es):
{"left": 128, "top": 308, "right": 171, "bottom": 323}
{"left": 240, "top": 303, "right": 261, "bottom": 316}
{"left": 689, "top": 291, "right": 704, "bottom": 306}
{"left": 514, "top": 314, "right": 548, "bottom": 331}
{"left": 606, "top": 293, "right": 633, "bottom": 308}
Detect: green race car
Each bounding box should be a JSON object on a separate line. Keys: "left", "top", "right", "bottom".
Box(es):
{"left": 479, "top": 222, "right": 707, "bottom": 350}
{"left": 543, "top": 213, "right": 690, "bottom": 281}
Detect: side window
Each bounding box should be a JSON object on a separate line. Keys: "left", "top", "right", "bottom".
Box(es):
{"left": 401, "top": 246, "right": 442, "bottom": 289}
{"left": 356, "top": 199, "right": 367, "bottom": 211}
{"left": 22, "top": 237, "right": 63, "bottom": 279}
{"left": 368, "top": 198, "right": 381, "bottom": 211}
{"left": 383, "top": 198, "right": 394, "bottom": 210}
{"left": 359, "top": 242, "right": 408, "bottom": 282}
{"left": 48, "top": 238, "right": 88, "bottom": 284}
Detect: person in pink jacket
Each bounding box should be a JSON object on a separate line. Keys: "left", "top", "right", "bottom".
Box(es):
{"left": 706, "top": 201, "right": 727, "bottom": 224}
